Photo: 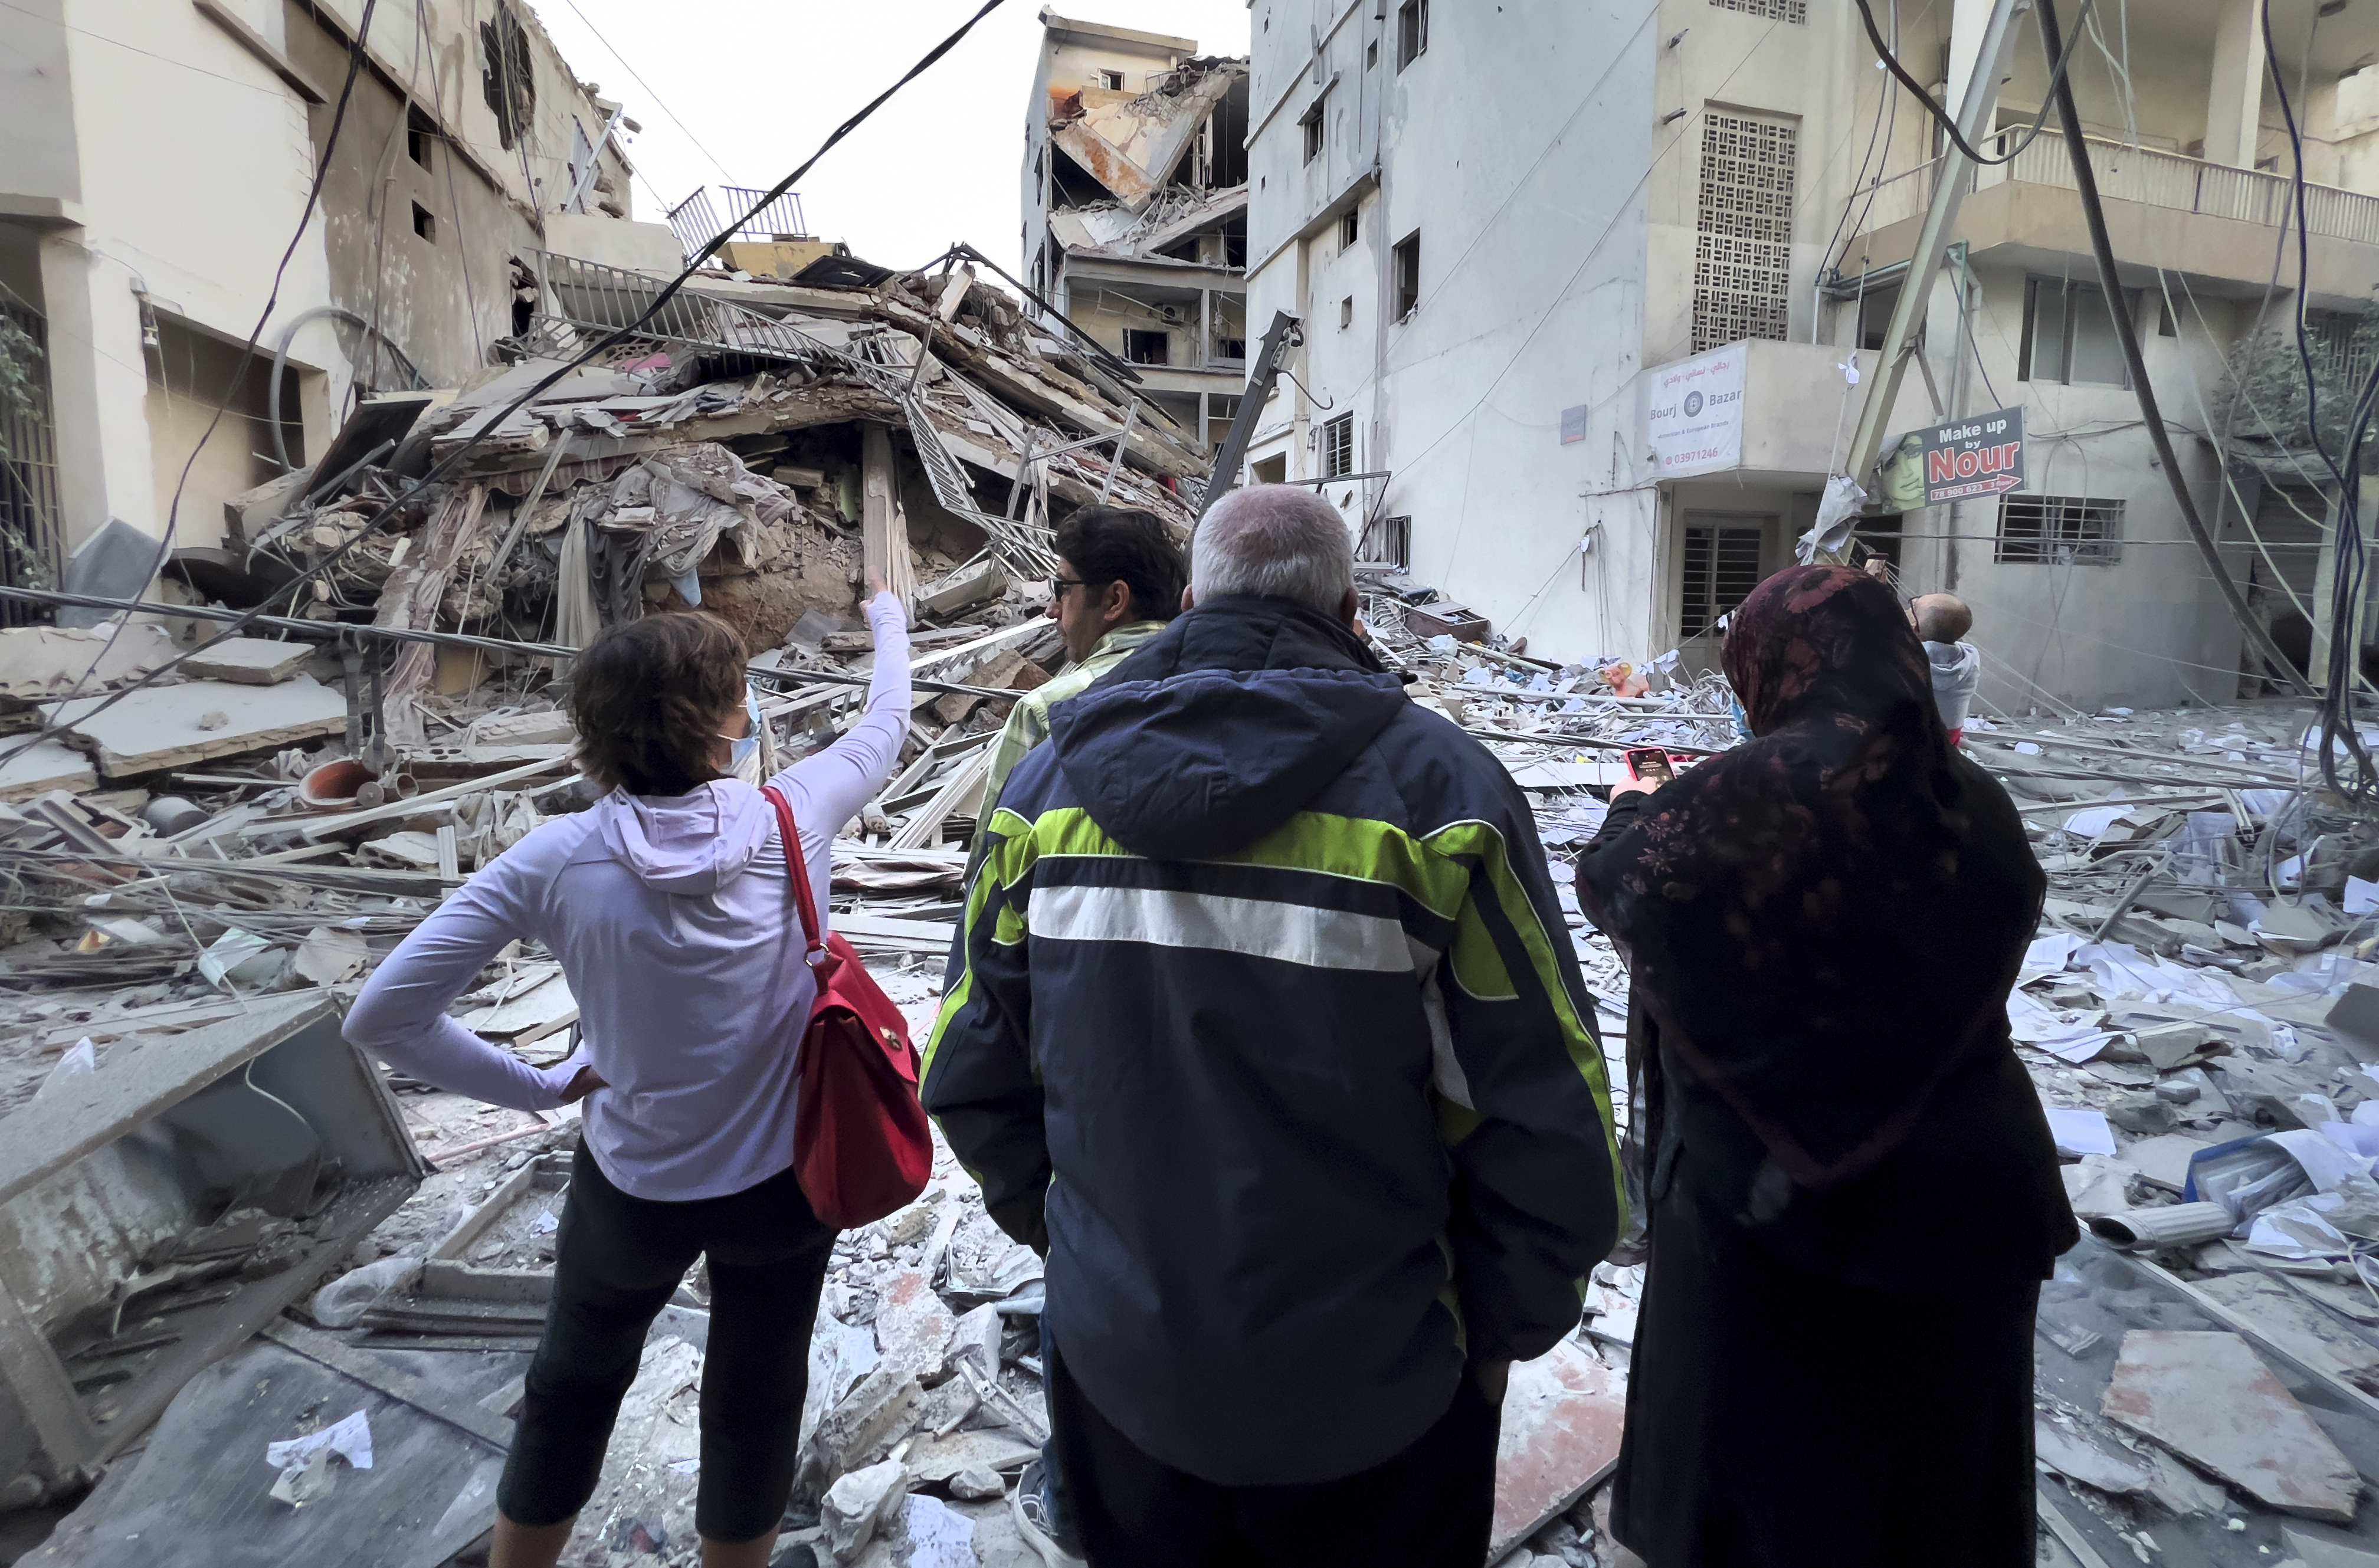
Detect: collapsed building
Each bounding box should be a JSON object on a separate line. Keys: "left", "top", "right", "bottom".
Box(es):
{"left": 1023, "top": 9, "right": 1250, "bottom": 452}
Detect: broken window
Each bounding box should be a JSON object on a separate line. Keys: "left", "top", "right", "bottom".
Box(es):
{"left": 1997, "top": 496, "right": 2123, "bottom": 565}
{"left": 1362, "top": 514, "right": 1412, "bottom": 569}
{"left": 407, "top": 106, "right": 435, "bottom": 169}
{"left": 1710, "top": 0, "right": 1807, "bottom": 21}
{"left": 480, "top": 2, "right": 536, "bottom": 151}
{"left": 1691, "top": 110, "right": 1798, "bottom": 354}
{"left": 1123, "top": 329, "right": 1170, "bottom": 365}
{"left": 0, "top": 298, "right": 61, "bottom": 624}
{"left": 1301, "top": 96, "right": 1327, "bottom": 164}
{"left": 1392, "top": 232, "right": 1420, "bottom": 320}
{"left": 1206, "top": 393, "right": 1242, "bottom": 450}
{"left": 1339, "top": 296, "right": 1354, "bottom": 330}
{"left": 1854, "top": 283, "right": 1899, "bottom": 353}
{"left": 1339, "top": 211, "right": 1359, "bottom": 251}
{"left": 412, "top": 202, "right": 437, "bottom": 243}
{"left": 2021, "top": 277, "right": 2135, "bottom": 387}
{"left": 1679, "top": 521, "right": 1764, "bottom": 638}
{"left": 1252, "top": 453, "right": 1289, "bottom": 484}
{"left": 1397, "top": 0, "right": 1428, "bottom": 70}
{"left": 1321, "top": 412, "right": 1355, "bottom": 478}
{"left": 1097, "top": 69, "right": 1125, "bottom": 91}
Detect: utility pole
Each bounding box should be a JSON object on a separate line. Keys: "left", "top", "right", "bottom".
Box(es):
{"left": 1834, "top": 0, "right": 2029, "bottom": 524}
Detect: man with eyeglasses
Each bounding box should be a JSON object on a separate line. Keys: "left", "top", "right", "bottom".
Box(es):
{"left": 978, "top": 506, "right": 1188, "bottom": 822}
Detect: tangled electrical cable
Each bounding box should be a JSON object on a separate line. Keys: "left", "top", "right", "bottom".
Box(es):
{"left": 1849, "top": 0, "right": 2097, "bottom": 167}
{"left": 2263, "top": 0, "right": 2379, "bottom": 804}
{"left": 0, "top": 0, "right": 1012, "bottom": 773}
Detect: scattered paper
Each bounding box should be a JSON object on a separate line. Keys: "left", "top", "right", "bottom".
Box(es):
{"left": 266, "top": 1408, "right": 373, "bottom": 1474}
{"left": 2044, "top": 1106, "right": 2118, "bottom": 1158}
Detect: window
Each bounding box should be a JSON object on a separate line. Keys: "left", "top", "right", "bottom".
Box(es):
{"left": 1854, "top": 283, "right": 1899, "bottom": 353}
{"left": 1321, "top": 412, "right": 1355, "bottom": 478}
{"left": 411, "top": 202, "right": 437, "bottom": 242}
{"left": 1123, "top": 329, "right": 1169, "bottom": 365}
{"left": 1680, "top": 522, "right": 1764, "bottom": 638}
{"left": 406, "top": 106, "right": 435, "bottom": 169}
{"left": 1710, "top": 0, "right": 1807, "bottom": 20}
{"left": 1339, "top": 296, "right": 1354, "bottom": 329}
{"left": 1097, "top": 69, "right": 1125, "bottom": 91}
{"left": 1362, "top": 514, "right": 1413, "bottom": 569}
{"left": 1251, "top": 454, "right": 1288, "bottom": 484}
{"left": 1339, "top": 210, "right": 1359, "bottom": 251}
{"left": 1995, "top": 495, "right": 2123, "bottom": 565}
{"left": 1397, "top": 0, "right": 1428, "bottom": 70}
{"left": 1392, "top": 232, "right": 1420, "bottom": 320}
{"left": 1692, "top": 111, "right": 1798, "bottom": 353}
{"left": 1205, "top": 393, "right": 1241, "bottom": 451}
{"left": 479, "top": 2, "right": 535, "bottom": 150}
{"left": 2021, "top": 277, "right": 2135, "bottom": 386}
{"left": 1301, "top": 96, "right": 1326, "bottom": 163}
{"left": 1367, "top": 39, "right": 1379, "bottom": 69}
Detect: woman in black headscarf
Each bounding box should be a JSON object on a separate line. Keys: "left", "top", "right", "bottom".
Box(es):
{"left": 1580, "top": 565, "right": 2075, "bottom": 1567}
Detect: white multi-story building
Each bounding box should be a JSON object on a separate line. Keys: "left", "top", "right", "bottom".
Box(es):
{"left": 1243, "top": 0, "right": 2379, "bottom": 708}
{"left": 1023, "top": 8, "right": 1251, "bottom": 451}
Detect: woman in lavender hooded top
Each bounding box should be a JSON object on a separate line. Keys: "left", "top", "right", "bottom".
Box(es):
{"left": 346, "top": 585, "right": 909, "bottom": 1568}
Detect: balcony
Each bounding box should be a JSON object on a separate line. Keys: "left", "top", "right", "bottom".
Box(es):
{"left": 1849, "top": 127, "right": 2379, "bottom": 300}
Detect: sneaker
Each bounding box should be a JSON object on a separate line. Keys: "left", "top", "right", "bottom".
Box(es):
{"left": 1010, "top": 1458, "right": 1088, "bottom": 1567}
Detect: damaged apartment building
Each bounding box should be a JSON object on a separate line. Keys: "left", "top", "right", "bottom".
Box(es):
{"left": 1023, "top": 8, "right": 1250, "bottom": 451}
{"left": 0, "top": 0, "right": 658, "bottom": 621}
{"left": 1240, "top": 0, "right": 2379, "bottom": 710}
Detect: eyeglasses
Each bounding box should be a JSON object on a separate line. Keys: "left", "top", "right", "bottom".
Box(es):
{"left": 1050, "top": 576, "right": 1090, "bottom": 597}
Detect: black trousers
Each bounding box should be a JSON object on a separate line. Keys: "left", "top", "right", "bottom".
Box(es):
{"left": 497, "top": 1145, "right": 837, "bottom": 1543}
{"left": 1046, "top": 1340, "right": 1500, "bottom": 1567}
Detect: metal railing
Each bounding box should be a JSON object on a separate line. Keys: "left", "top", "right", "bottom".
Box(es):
{"left": 1849, "top": 126, "right": 2379, "bottom": 247}
{"left": 0, "top": 298, "right": 62, "bottom": 626}
{"left": 662, "top": 186, "right": 813, "bottom": 264}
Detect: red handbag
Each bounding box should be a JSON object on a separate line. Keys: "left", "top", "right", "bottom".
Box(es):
{"left": 763, "top": 785, "right": 934, "bottom": 1229}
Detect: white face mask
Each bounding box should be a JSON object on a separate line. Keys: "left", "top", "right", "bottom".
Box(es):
{"left": 722, "top": 687, "right": 762, "bottom": 773}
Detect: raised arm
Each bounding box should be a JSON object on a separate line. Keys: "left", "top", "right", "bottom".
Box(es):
{"left": 344, "top": 850, "right": 585, "bottom": 1111}
{"left": 769, "top": 585, "right": 912, "bottom": 837}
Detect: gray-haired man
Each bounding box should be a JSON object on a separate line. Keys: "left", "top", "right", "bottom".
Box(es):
{"left": 921, "top": 485, "right": 1623, "bottom": 1565}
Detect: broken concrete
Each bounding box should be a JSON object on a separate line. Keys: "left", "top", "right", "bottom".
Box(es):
{"left": 177, "top": 637, "right": 314, "bottom": 685}
{"left": 2102, "top": 1330, "right": 2362, "bottom": 1522}
{"left": 47, "top": 677, "right": 348, "bottom": 778}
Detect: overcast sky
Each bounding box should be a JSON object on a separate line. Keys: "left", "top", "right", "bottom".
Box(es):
{"left": 532, "top": 0, "right": 1253, "bottom": 275}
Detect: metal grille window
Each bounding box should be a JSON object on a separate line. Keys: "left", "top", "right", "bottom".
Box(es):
{"left": 1363, "top": 514, "right": 1413, "bottom": 568}
{"left": 1680, "top": 523, "right": 1764, "bottom": 638}
{"left": 1321, "top": 412, "right": 1355, "bottom": 478}
{"left": 0, "top": 300, "right": 61, "bottom": 625}
{"left": 1996, "top": 495, "right": 2123, "bottom": 565}
{"left": 1692, "top": 112, "right": 1798, "bottom": 354}
{"left": 1709, "top": 0, "right": 1808, "bottom": 21}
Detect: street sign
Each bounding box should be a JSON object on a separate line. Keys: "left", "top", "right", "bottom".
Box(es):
{"left": 1881, "top": 406, "right": 2026, "bottom": 508}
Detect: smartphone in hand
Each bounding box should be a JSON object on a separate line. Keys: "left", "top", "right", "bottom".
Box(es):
{"left": 1623, "top": 747, "right": 1676, "bottom": 786}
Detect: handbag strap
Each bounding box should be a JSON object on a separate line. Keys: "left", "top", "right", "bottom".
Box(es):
{"left": 761, "top": 785, "right": 826, "bottom": 960}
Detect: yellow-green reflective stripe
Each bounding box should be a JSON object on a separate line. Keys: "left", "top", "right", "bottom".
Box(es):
{"left": 1423, "top": 818, "right": 1626, "bottom": 1227}
{"left": 923, "top": 813, "right": 1043, "bottom": 1077}
{"left": 1026, "top": 806, "right": 1473, "bottom": 918}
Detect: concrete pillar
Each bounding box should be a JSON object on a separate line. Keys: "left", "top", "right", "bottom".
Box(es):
{"left": 2205, "top": 0, "right": 2267, "bottom": 169}
{"left": 1946, "top": 0, "right": 1998, "bottom": 130}
{"left": 37, "top": 232, "right": 157, "bottom": 552}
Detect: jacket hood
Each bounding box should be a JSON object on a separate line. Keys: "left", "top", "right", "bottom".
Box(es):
{"left": 1047, "top": 595, "right": 1410, "bottom": 860}
{"left": 594, "top": 779, "right": 774, "bottom": 895}
{"left": 1924, "top": 639, "right": 1981, "bottom": 694}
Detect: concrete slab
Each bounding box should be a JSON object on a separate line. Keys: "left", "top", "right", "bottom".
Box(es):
{"left": 179, "top": 635, "right": 314, "bottom": 684}
{"left": 2194, "top": 1273, "right": 2379, "bottom": 1394}
{"left": 0, "top": 737, "right": 97, "bottom": 803}
{"left": 2102, "top": 1329, "right": 2362, "bottom": 1522}
{"left": 1490, "top": 1338, "right": 1626, "bottom": 1563}
{"left": 48, "top": 675, "right": 347, "bottom": 777}
{"left": 874, "top": 1265, "right": 955, "bottom": 1386}
{"left": 0, "top": 621, "right": 175, "bottom": 704}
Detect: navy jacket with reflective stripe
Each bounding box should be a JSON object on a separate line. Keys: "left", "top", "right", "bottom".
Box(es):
{"left": 921, "top": 595, "right": 1622, "bottom": 1487}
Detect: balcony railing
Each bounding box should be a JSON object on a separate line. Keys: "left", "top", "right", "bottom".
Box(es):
{"left": 1851, "top": 126, "right": 2379, "bottom": 247}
